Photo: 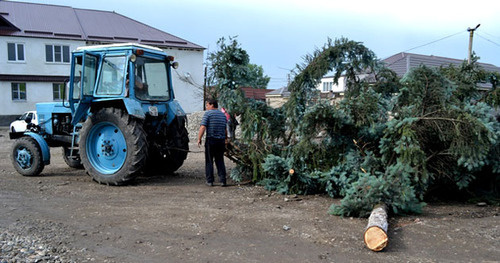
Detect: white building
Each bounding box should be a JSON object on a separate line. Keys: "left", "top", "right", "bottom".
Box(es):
{"left": 318, "top": 73, "right": 347, "bottom": 98}
{"left": 0, "top": 1, "right": 204, "bottom": 125}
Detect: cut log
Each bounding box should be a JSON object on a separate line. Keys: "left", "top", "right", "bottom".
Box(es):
{"left": 364, "top": 203, "right": 388, "bottom": 252}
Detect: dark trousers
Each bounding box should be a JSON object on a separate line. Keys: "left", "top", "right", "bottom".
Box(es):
{"left": 205, "top": 138, "right": 226, "bottom": 184}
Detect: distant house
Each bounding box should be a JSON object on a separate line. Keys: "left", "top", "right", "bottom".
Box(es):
{"left": 240, "top": 87, "right": 273, "bottom": 101}
{"left": 0, "top": 1, "right": 204, "bottom": 125}
{"left": 265, "top": 86, "right": 339, "bottom": 108}
{"left": 317, "top": 52, "right": 500, "bottom": 97}
{"left": 384, "top": 52, "right": 500, "bottom": 77}
{"left": 265, "top": 86, "right": 290, "bottom": 108}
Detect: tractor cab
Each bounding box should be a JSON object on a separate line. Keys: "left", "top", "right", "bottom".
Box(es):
{"left": 69, "top": 43, "right": 180, "bottom": 123}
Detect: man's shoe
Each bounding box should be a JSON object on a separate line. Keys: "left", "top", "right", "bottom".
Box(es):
{"left": 221, "top": 182, "right": 227, "bottom": 187}
{"left": 206, "top": 182, "right": 214, "bottom": 187}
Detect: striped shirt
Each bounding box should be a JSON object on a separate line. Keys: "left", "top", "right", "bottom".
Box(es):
{"left": 201, "top": 109, "right": 227, "bottom": 139}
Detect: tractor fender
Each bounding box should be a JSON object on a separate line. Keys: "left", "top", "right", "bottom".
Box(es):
{"left": 166, "top": 100, "right": 186, "bottom": 126}
{"left": 123, "top": 98, "right": 146, "bottom": 119}
{"left": 24, "top": 132, "right": 50, "bottom": 165}
{"left": 89, "top": 98, "right": 146, "bottom": 119}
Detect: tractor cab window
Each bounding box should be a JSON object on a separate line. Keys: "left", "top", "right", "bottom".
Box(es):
{"left": 82, "top": 54, "right": 97, "bottom": 97}
{"left": 134, "top": 57, "right": 170, "bottom": 101}
{"left": 72, "top": 56, "right": 82, "bottom": 100}
{"left": 97, "top": 55, "right": 126, "bottom": 95}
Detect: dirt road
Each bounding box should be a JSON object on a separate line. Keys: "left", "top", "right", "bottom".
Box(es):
{"left": 0, "top": 128, "right": 498, "bottom": 262}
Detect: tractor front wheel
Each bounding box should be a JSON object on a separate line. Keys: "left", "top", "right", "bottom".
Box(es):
{"left": 79, "top": 108, "right": 148, "bottom": 185}
{"left": 11, "top": 137, "right": 45, "bottom": 176}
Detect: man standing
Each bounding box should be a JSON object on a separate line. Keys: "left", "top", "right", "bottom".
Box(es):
{"left": 197, "top": 99, "right": 227, "bottom": 186}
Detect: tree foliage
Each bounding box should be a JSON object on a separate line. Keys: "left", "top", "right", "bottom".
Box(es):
{"left": 206, "top": 36, "right": 270, "bottom": 97}
{"left": 217, "top": 37, "right": 500, "bottom": 217}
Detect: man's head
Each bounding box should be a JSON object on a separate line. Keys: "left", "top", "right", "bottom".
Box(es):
{"left": 206, "top": 99, "right": 218, "bottom": 109}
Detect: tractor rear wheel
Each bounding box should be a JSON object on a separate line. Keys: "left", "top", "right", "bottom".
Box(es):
{"left": 161, "top": 120, "right": 189, "bottom": 173}
{"left": 62, "top": 146, "right": 83, "bottom": 169}
{"left": 79, "top": 108, "right": 148, "bottom": 185}
{"left": 147, "top": 119, "right": 189, "bottom": 174}
{"left": 164, "top": 125, "right": 189, "bottom": 173}
{"left": 11, "top": 137, "right": 44, "bottom": 176}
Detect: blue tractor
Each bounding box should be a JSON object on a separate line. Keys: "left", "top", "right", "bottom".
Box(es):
{"left": 10, "top": 43, "right": 189, "bottom": 185}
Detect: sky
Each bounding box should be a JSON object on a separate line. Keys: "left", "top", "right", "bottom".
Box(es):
{"left": 14, "top": 0, "right": 500, "bottom": 89}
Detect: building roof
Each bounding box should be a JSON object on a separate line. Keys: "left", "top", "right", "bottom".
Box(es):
{"left": 0, "top": 1, "right": 204, "bottom": 50}
{"left": 240, "top": 87, "right": 273, "bottom": 101}
{"left": 382, "top": 52, "right": 500, "bottom": 76}
{"left": 265, "top": 86, "right": 291, "bottom": 98}
{"left": 76, "top": 42, "right": 163, "bottom": 52}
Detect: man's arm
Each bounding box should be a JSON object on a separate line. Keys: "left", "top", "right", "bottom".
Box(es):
{"left": 197, "top": 125, "right": 206, "bottom": 147}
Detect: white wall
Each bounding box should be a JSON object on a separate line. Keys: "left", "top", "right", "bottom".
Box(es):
{"left": 163, "top": 48, "right": 204, "bottom": 113}
{"left": 0, "top": 36, "right": 85, "bottom": 76}
{"left": 0, "top": 36, "right": 86, "bottom": 116}
{"left": 317, "top": 74, "right": 375, "bottom": 94}
{"left": 317, "top": 76, "right": 346, "bottom": 93}
{"left": 0, "top": 82, "right": 55, "bottom": 115}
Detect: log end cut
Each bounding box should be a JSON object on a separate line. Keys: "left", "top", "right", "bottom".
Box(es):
{"left": 364, "top": 226, "right": 388, "bottom": 252}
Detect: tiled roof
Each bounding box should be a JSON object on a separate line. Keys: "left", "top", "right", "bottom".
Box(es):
{"left": 382, "top": 52, "right": 500, "bottom": 76}
{"left": 0, "top": 1, "right": 203, "bottom": 50}
{"left": 240, "top": 87, "right": 273, "bottom": 100}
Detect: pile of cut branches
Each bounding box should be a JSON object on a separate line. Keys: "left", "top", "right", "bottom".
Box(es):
{"left": 214, "top": 38, "right": 500, "bottom": 217}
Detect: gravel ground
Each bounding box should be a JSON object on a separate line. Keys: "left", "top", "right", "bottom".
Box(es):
{"left": 1, "top": 219, "right": 82, "bottom": 263}
{"left": 186, "top": 112, "right": 205, "bottom": 142}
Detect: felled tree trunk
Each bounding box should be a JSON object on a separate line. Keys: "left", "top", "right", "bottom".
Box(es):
{"left": 364, "top": 203, "right": 388, "bottom": 251}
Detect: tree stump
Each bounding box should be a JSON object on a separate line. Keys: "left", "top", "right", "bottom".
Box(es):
{"left": 364, "top": 203, "right": 388, "bottom": 251}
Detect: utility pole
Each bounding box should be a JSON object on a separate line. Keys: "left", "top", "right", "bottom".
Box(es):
{"left": 467, "top": 24, "right": 480, "bottom": 65}
{"left": 203, "top": 66, "right": 207, "bottom": 110}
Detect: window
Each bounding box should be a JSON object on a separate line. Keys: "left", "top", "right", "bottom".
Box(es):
{"left": 7, "top": 43, "right": 25, "bottom": 62}
{"left": 45, "top": 44, "right": 70, "bottom": 63}
{"left": 53, "top": 83, "right": 65, "bottom": 100}
{"left": 72, "top": 56, "right": 82, "bottom": 100}
{"left": 97, "top": 56, "right": 126, "bottom": 95}
{"left": 322, "top": 81, "right": 333, "bottom": 92}
{"left": 27, "top": 112, "right": 35, "bottom": 122}
{"left": 133, "top": 56, "right": 170, "bottom": 101}
{"left": 12, "top": 83, "right": 27, "bottom": 100}
{"left": 82, "top": 54, "right": 98, "bottom": 96}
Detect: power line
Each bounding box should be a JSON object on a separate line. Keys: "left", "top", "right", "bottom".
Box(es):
{"left": 479, "top": 30, "right": 500, "bottom": 40}
{"left": 403, "top": 30, "right": 466, "bottom": 53}
{"left": 476, "top": 33, "right": 500, "bottom": 48}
